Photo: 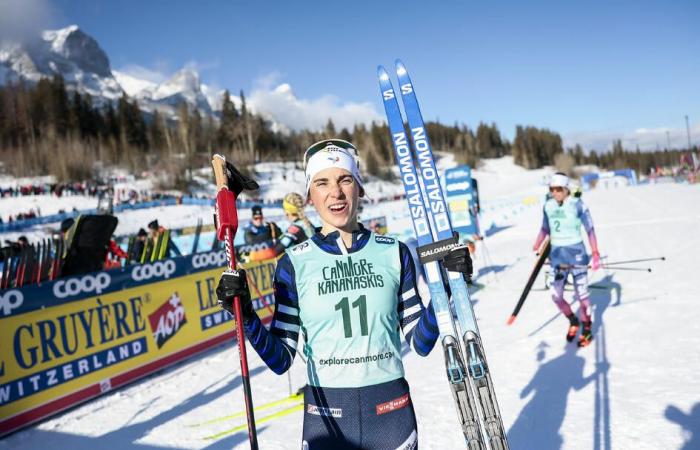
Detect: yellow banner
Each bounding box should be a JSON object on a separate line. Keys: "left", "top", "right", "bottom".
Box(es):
{"left": 0, "top": 257, "right": 277, "bottom": 436}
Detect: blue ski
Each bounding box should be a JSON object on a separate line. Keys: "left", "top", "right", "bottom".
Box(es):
{"left": 378, "top": 66, "right": 484, "bottom": 449}
{"left": 379, "top": 61, "right": 509, "bottom": 450}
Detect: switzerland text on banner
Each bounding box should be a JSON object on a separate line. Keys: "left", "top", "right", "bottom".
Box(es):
{"left": 0, "top": 251, "right": 278, "bottom": 437}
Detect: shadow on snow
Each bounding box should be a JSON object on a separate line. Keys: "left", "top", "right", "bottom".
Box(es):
{"left": 665, "top": 402, "right": 700, "bottom": 450}
{"left": 508, "top": 274, "right": 619, "bottom": 449}
{"left": 2, "top": 343, "right": 269, "bottom": 449}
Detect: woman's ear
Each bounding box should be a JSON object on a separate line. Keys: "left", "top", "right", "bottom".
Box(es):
{"left": 359, "top": 186, "right": 365, "bottom": 198}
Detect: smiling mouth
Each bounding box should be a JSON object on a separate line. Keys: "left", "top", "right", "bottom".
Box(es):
{"left": 328, "top": 203, "right": 348, "bottom": 214}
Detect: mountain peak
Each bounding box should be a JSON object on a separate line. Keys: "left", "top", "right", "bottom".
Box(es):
{"left": 165, "top": 68, "right": 201, "bottom": 93}
{"left": 40, "top": 25, "right": 111, "bottom": 78}
{"left": 1, "top": 25, "right": 215, "bottom": 117}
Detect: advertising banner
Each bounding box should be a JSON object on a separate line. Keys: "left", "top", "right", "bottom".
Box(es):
{"left": 444, "top": 165, "right": 479, "bottom": 240}
{"left": 0, "top": 251, "right": 277, "bottom": 436}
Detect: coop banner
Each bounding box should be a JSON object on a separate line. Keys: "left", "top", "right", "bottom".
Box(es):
{"left": 0, "top": 255, "right": 277, "bottom": 436}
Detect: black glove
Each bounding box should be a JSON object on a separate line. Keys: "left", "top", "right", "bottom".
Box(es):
{"left": 225, "top": 161, "right": 259, "bottom": 195}
{"left": 216, "top": 269, "right": 255, "bottom": 322}
{"left": 443, "top": 245, "right": 473, "bottom": 283}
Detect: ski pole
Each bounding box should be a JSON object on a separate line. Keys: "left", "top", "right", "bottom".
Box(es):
{"left": 479, "top": 238, "right": 499, "bottom": 284}
{"left": 601, "top": 257, "right": 665, "bottom": 266}
{"left": 602, "top": 266, "right": 652, "bottom": 272}
{"left": 508, "top": 237, "right": 551, "bottom": 325}
{"left": 212, "top": 154, "right": 259, "bottom": 450}
{"left": 557, "top": 264, "right": 652, "bottom": 272}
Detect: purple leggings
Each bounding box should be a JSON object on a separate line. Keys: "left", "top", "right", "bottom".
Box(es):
{"left": 550, "top": 269, "right": 591, "bottom": 322}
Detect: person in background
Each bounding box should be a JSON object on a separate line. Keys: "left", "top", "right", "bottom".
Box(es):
{"left": 273, "top": 192, "right": 316, "bottom": 252}
{"left": 129, "top": 228, "right": 148, "bottom": 263}
{"left": 105, "top": 236, "right": 128, "bottom": 269}
{"left": 146, "top": 220, "right": 181, "bottom": 261}
{"left": 244, "top": 205, "right": 282, "bottom": 245}
{"left": 532, "top": 172, "right": 601, "bottom": 347}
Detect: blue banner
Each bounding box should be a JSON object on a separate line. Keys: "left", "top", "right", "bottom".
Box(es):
{"left": 444, "top": 165, "right": 479, "bottom": 240}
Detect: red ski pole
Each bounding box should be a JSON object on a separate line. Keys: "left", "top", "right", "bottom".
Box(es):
{"left": 211, "top": 154, "right": 258, "bottom": 449}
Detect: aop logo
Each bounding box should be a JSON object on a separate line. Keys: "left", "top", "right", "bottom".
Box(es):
{"left": 53, "top": 273, "right": 111, "bottom": 299}
{"left": 191, "top": 251, "right": 227, "bottom": 269}
{"left": 0, "top": 290, "right": 24, "bottom": 316}
{"left": 148, "top": 293, "right": 187, "bottom": 348}
{"left": 131, "top": 260, "right": 176, "bottom": 281}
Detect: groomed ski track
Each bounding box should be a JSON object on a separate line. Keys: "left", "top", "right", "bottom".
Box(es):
{"left": 2, "top": 163, "right": 699, "bottom": 450}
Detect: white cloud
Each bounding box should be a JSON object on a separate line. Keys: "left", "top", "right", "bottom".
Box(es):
{"left": 248, "top": 76, "right": 383, "bottom": 133}
{"left": 0, "top": 0, "right": 54, "bottom": 42}
{"left": 564, "top": 121, "right": 700, "bottom": 152}
{"left": 115, "top": 63, "right": 168, "bottom": 84}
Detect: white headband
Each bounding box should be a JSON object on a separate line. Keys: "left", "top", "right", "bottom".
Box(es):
{"left": 305, "top": 144, "right": 363, "bottom": 195}
{"left": 549, "top": 173, "right": 570, "bottom": 188}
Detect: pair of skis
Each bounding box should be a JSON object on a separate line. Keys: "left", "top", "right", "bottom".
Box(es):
{"left": 378, "top": 61, "right": 509, "bottom": 449}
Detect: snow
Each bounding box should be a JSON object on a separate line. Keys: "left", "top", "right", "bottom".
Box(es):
{"left": 42, "top": 25, "right": 79, "bottom": 56}
{"left": 113, "top": 70, "right": 157, "bottom": 97}
{"left": 151, "top": 69, "right": 199, "bottom": 101}
{"left": 2, "top": 158, "right": 700, "bottom": 449}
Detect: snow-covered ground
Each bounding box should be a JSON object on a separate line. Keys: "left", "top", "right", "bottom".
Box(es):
{"left": 2, "top": 159, "right": 700, "bottom": 449}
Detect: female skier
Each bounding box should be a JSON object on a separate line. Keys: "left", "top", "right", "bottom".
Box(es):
{"left": 217, "top": 139, "right": 472, "bottom": 449}
{"left": 533, "top": 172, "right": 601, "bottom": 347}
{"left": 273, "top": 191, "right": 316, "bottom": 251}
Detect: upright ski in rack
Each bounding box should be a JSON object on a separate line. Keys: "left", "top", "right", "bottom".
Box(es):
{"left": 378, "top": 60, "right": 509, "bottom": 449}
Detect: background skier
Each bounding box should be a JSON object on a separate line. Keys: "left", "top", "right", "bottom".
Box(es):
{"left": 533, "top": 172, "right": 601, "bottom": 347}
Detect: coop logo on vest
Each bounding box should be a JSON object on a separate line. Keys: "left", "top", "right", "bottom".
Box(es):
{"left": 131, "top": 260, "right": 176, "bottom": 281}
{"left": 148, "top": 293, "right": 187, "bottom": 348}
{"left": 191, "top": 251, "right": 227, "bottom": 269}
{"left": 53, "top": 273, "right": 111, "bottom": 299}
{"left": 0, "top": 289, "right": 24, "bottom": 316}
{"left": 374, "top": 235, "right": 395, "bottom": 245}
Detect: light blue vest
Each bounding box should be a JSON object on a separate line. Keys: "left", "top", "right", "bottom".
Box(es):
{"left": 545, "top": 197, "right": 584, "bottom": 247}
{"left": 286, "top": 234, "right": 404, "bottom": 388}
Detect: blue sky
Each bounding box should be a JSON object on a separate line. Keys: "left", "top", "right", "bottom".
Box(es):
{"left": 16, "top": 0, "right": 700, "bottom": 149}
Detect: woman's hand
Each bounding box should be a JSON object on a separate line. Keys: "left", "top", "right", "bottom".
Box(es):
{"left": 443, "top": 245, "right": 473, "bottom": 283}
{"left": 216, "top": 269, "right": 256, "bottom": 322}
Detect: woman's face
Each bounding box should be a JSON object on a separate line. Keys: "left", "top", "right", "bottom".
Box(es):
{"left": 550, "top": 186, "right": 569, "bottom": 202}
{"left": 308, "top": 167, "right": 360, "bottom": 232}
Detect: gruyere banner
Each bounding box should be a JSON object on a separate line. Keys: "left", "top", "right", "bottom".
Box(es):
{"left": 0, "top": 251, "right": 277, "bottom": 436}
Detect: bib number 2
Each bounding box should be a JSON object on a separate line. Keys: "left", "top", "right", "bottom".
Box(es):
{"left": 335, "top": 295, "right": 368, "bottom": 338}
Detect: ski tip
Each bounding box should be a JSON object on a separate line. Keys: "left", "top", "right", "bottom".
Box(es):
{"left": 506, "top": 315, "right": 516, "bottom": 325}
{"left": 395, "top": 59, "right": 407, "bottom": 75}
{"left": 377, "top": 66, "right": 389, "bottom": 79}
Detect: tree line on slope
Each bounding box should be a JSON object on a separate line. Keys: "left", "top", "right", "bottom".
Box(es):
{"left": 0, "top": 75, "right": 694, "bottom": 184}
